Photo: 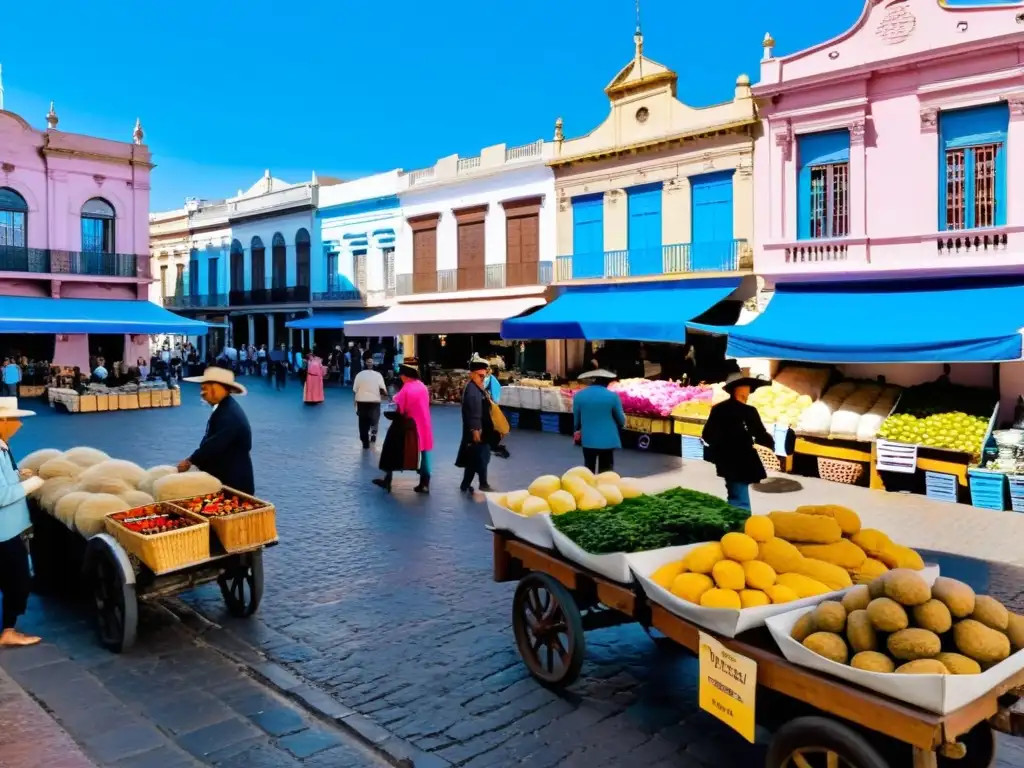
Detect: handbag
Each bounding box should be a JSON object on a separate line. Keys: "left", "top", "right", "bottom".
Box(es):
{"left": 487, "top": 393, "right": 510, "bottom": 436}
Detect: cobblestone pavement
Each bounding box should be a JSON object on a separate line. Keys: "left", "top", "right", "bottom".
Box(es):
{"left": 12, "top": 379, "right": 1024, "bottom": 767}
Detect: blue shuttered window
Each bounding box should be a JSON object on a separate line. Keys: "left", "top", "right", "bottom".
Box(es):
{"left": 626, "top": 183, "right": 663, "bottom": 276}
{"left": 797, "top": 130, "right": 850, "bottom": 240}
{"left": 939, "top": 103, "right": 1009, "bottom": 231}
{"left": 690, "top": 170, "right": 736, "bottom": 271}
{"left": 571, "top": 193, "right": 605, "bottom": 279}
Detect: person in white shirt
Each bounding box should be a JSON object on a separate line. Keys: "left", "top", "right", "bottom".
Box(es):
{"left": 352, "top": 352, "right": 388, "bottom": 449}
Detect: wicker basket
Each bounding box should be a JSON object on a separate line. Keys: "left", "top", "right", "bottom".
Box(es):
{"left": 171, "top": 487, "right": 277, "bottom": 553}
{"left": 104, "top": 504, "right": 210, "bottom": 575}
{"left": 817, "top": 457, "right": 865, "bottom": 485}
{"left": 755, "top": 444, "right": 781, "bottom": 473}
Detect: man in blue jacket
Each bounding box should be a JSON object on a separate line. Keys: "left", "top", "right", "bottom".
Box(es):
{"left": 572, "top": 369, "right": 626, "bottom": 474}
{"left": 178, "top": 366, "right": 254, "bottom": 495}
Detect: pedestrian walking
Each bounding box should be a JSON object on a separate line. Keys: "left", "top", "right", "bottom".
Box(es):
{"left": 0, "top": 398, "right": 45, "bottom": 648}
{"left": 353, "top": 352, "right": 388, "bottom": 449}
{"left": 343, "top": 345, "right": 352, "bottom": 386}
{"left": 573, "top": 369, "right": 626, "bottom": 475}
{"left": 303, "top": 350, "right": 326, "bottom": 405}
{"left": 373, "top": 364, "right": 433, "bottom": 493}
{"left": 2, "top": 359, "right": 20, "bottom": 397}
{"left": 456, "top": 359, "right": 496, "bottom": 493}
{"left": 701, "top": 372, "right": 773, "bottom": 511}
{"left": 272, "top": 344, "right": 287, "bottom": 390}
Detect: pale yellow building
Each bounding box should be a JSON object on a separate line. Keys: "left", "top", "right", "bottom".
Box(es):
{"left": 551, "top": 31, "right": 757, "bottom": 282}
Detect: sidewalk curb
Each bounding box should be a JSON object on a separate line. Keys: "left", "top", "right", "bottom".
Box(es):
{"left": 164, "top": 599, "right": 453, "bottom": 768}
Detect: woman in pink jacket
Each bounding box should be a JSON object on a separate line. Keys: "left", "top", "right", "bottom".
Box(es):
{"left": 303, "top": 351, "right": 326, "bottom": 405}
{"left": 374, "top": 364, "right": 433, "bottom": 493}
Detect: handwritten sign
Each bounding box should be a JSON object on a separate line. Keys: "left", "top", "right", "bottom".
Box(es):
{"left": 698, "top": 632, "right": 757, "bottom": 743}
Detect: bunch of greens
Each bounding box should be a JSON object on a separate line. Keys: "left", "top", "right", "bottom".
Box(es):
{"left": 552, "top": 487, "right": 748, "bottom": 554}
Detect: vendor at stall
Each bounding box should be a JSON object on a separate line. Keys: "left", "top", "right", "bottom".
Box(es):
{"left": 178, "top": 367, "right": 254, "bottom": 495}
{"left": 0, "top": 398, "right": 44, "bottom": 647}
{"left": 701, "top": 372, "right": 773, "bottom": 512}
{"left": 573, "top": 369, "right": 626, "bottom": 474}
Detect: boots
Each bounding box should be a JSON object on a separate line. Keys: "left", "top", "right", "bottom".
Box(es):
{"left": 372, "top": 473, "right": 392, "bottom": 492}
{"left": 414, "top": 475, "right": 430, "bottom": 494}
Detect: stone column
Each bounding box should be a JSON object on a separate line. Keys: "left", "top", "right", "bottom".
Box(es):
{"left": 772, "top": 124, "right": 793, "bottom": 241}
{"left": 1006, "top": 98, "right": 1024, "bottom": 226}
{"left": 309, "top": 329, "right": 316, "bottom": 351}
{"left": 246, "top": 315, "right": 255, "bottom": 346}
{"left": 848, "top": 119, "right": 867, "bottom": 237}
{"left": 919, "top": 108, "right": 940, "bottom": 233}
{"left": 288, "top": 328, "right": 295, "bottom": 350}
{"left": 266, "top": 313, "right": 275, "bottom": 350}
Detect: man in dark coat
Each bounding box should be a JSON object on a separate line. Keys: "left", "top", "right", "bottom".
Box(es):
{"left": 177, "top": 366, "right": 255, "bottom": 495}
{"left": 701, "top": 372, "right": 773, "bottom": 512}
{"left": 456, "top": 359, "right": 495, "bottom": 493}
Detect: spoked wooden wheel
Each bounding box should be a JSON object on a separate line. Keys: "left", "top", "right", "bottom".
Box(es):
{"left": 512, "top": 573, "right": 584, "bottom": 688}
{"left": 767, "top": 717, "right": 890, "bottom": 768}
{"left": 86, "top": 539, "right": 138, "bottom": 653}
{"left": 219, "top": 550, "right": 264, "bottom": 618}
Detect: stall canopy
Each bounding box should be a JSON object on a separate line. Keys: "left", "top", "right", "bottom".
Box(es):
{"left": 689, "top": 276, "right": 1024, "bottom": 363}
{"left": 344, "top": 296, "right": 546, "bottom": 337}
{"left": 0, "top": 296, "right": 210, "bottom": 335}
{"left": 501, "top": 277, "right": 741, "bottom": 343}
{"left": 285, "top": 310, "right": 382, "bottom": 331}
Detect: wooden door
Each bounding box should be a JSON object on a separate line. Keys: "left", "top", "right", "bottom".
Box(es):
{"left": 457, "top": 220, "right": 485, "bottom": 290}
{"left": 506, "top": 213, "right": 539, "bottom": 286}
{"left": 506, "top": 216, "right": 523, "bottom": 286}
{"left": 413, "top": 228, "right": 437, "bottom": 294}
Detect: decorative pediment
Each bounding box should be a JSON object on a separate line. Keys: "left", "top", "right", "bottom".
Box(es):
{"left": 605, "top": 53, "right": 677, "bottom": 99}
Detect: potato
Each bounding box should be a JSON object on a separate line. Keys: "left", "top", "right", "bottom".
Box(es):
{"left": 803, "top": 632, "right": 848, "bottom": 664}
{"left": 954, "top": 619, "right": 1011, "bottom": 665}
{"left": 887, "top": 628, "right": 942, "bottom": 661}
{"left": 841, "top": 585, "right": 872, "bottom": 614}
{"left": 896, "top": 659, "right": 948, "bottom": 675}
{"left": 811, "top": 601, "right": 847, "bottom": 634}
{"left": 851, "top": 651, "right": 895, "bottom": 673}
{"left": 883, "top": 569, "right": 931, "bottom": 607}
{"left": 971, "top": 596, "right": 1009, "bottom": 632}
{"left": 791, "top": 613, "right": 816, "bottom": 642}
{"left": 932, "top": 577, "right": 976, "bottom": 619}
{"left": 846, "top": 610, "right": 877, "bottom": 654}
{"left": 912, "top": 600, "right": 952, "bottom": 635}
{"left": 867, "top": 598, "right": 909, "bottom": 633}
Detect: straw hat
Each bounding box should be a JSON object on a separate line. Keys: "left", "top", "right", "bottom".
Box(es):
{"left": 183, "top": 366, "right": 247, "bottom": 395}
{"left": 722, "top": 372, "right": 769, "bottom": 394}
{"left": 578, "top": 369, "right": 618, "bottom": 382}
{"left": 0, "top": 397, "right": 35, "bottom": 419}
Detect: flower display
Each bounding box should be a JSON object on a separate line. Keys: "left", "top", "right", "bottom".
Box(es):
{"left": 608, "top": 379, "right": 714, "bottom": 417}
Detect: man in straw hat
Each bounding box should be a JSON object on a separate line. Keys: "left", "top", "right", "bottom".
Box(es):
{"left": 573, "top": 369, "right": 625, "bottom": 474}
{"left": 178, "top": 366, "right": 255, "bottom": 495}
{"left": 456, "top": 357, "right": 497, "bottom": 493}
{"left": 0, "top": 398, "right": 45, "bottom": 646}
{"left": 701, "top": 372, "right": 774, "bottom": 511}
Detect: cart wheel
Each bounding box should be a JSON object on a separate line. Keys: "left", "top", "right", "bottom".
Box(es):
{"left": 86, "top": 539, "right": 138, "bottom": 653}
{"left": 937, "top": 722, "right": 995, "bottom": 768}
{"left": 767, "top": 716, "right": 890, "bottom": 768}
{"left": 512, "top": 572, "right": 585, "bottom": 688}
{"left": 219, "top": 550, "right": 264, "bottom": 618}
{"left": 637, "top": 434, "right": 651, "bottom": 451}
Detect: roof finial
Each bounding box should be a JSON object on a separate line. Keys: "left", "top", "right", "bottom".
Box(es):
{"left": 634, "top": 0, "right": 644, "bottom": 59}
{"left": 762, "top": 32, "right": 776, "bottom": 61}
{"left": 133, "top": 118, "right": 144, "bottom": 145}
{"left": 311, "top": 170, "right": 318, "bottom": 185}
{"left": 46, "top": 101, "right": 58, "bottom": 130}
{"left": 554, "top": 117, "right": 564, "bottom": 143}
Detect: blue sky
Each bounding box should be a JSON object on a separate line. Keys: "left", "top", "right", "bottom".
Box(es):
{"left": 2, "top": 0, "right": 865, "bottom": 211}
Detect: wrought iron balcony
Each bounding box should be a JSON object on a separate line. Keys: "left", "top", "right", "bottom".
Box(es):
{"left": 396, "top": 273, "right": 414, "bottom": 296}
{"left": 555, "top": 240, "right": 748, "bottom": 281}
{"left": 312, "top": 289, "right": 363, "bottom": 302}
{"left": 0, "top": 246, "right": 146, "bottom": 278}
{"left": 163, "top": 294, "right": 229, "bottom": 309}
{"left": 228, "top": 286, "right": 312, "bottom": 306}
{"left": 437, "top": 268, "right": 458, "bottom": 293}
{"left": 484, "top": 261, "right": 555, "bottom": 289}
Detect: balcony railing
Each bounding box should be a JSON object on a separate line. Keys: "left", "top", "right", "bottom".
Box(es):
{"left": 227, "top": 185, "right": 315, "bottom": 218}
{"left": 0, "top": 246, "right": 146, "bottom": 278}
{"left": 505, "top": 140, "right": 544, "bottom": 162}
{"left": 484, "top": 261, "right": 554, "bottom": 289}
{"left": 457, "top": 156, "right": 481, "bottom": 174}
{"left": 397, "top": 273, "right": 414, "bottom": 296}
{"left": 408, "top": 168, "right": 435, "bottom": 186}
{"left": 313, "top": 289, "right": 363, "bottom": 302}
{"left": 437, "top": 268, "right": 458, "bottom": 293}
{"left": 228, "top": 286, "right": 312, "bottom": 306}
{"left": 163, "top": 294, "right": 229, "bottom": 309}
{"left": 555, "top": 240, "right": 747, "bottom": 281}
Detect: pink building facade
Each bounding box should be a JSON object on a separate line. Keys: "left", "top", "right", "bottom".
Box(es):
{"left": 754, "top": 0, "right": 1024, "bottom": 282}
{"left": 0, "top": 103, "right": 159, "bottom": 369}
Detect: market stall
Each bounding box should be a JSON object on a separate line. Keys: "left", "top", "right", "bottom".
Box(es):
{"left": 48, "top": 380, "right": 181, "bottom": 414}
{"left": 23, "top": 448, "right": 277, "bottom": 652}
{"left": 487, "top": 467, "right": 1024, "bottom": 767}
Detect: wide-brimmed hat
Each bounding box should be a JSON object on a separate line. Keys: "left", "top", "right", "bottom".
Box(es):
{"left": 183, "top": 366, "right": 247, "bottom": 395}
{"left": 469, "top": 355, "right": 489, "bottom": 372}
{"left": 0, "top": 397, "right": 35, "bottom": 419}
{"left": 399, "top": 364, "right": 420, "bottom": 379}
{"left": 578, "top": 369, "right": 618, "bottom": 382}
{"left": 722, "top": 372, "right": 769, "bottom": 394}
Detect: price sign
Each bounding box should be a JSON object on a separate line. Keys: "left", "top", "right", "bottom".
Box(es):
{"left": 698, "top": 632, "right": 757, "bottom": 743}
{"left": 876, "top": 439, "right": 918, "bottom": 474}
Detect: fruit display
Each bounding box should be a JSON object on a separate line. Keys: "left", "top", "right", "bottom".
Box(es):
{"left": 109, "top": 506, "right": 201, "bottom": 536}
{"left": 177, "top": 492, "right": 263, "bottom": 518}
{"left": 671, "top": 384, "right": 728, "bottom": 420}
{"left": 496, "top": 467, "right": 643, "bottom": 518}
{"left": 748, "top": 366, "right": 831, "bottom": 427}
{"left": 551, "top": 486, "right": 748, "bottom": 554}
{"left": 609, "top": 379, "right": 714, "bottom": 418}
{"left": 797, "top": 381, "right": 902, "bottom": 440}
{"left": 876, "top": 380, "right": 995, "bottom": 455}
{"left": 791, "top": 570, "right": 1021, "bottom": 675}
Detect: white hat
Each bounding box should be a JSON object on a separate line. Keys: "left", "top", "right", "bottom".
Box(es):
{"left": 0, "top": 398, "right": 35, "bottom": 419}
{"left": 183, "top": 366, "right": 247, "bottom": 395}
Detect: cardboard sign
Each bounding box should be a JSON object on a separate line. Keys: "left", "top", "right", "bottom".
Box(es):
{"left": 876, "top": 439, "right": 919, "bottom": 474}
{"left": 698, "top": 632, "right": 757, "bottom": 743}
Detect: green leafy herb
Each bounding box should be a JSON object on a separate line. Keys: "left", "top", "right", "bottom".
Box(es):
{"left": 552, "top": 487, "right": 748, "bottom": 554}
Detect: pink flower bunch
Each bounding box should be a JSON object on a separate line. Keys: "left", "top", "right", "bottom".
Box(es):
{"left": 609, "top": 378, "right": 712, "bottom": 417}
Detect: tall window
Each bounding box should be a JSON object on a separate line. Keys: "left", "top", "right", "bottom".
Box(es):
{"left": 271, "top": 232, "right": 287, "bottom": 289}
{"left": 354, "top": 249, "right": 368, "bottom": 292}
{"left": 326, "top": 250, "right": 338, "bottom": 292}
{"left": 250, "top": 236, "right": 265, "bottom": 292}
{"left": 208, "top": 257, "right": 219, "bottom": 298}
{"left": 0, "top": 187, "right": 27, "bottom": 249}
{"left": 81, "top": 198, "right": 115, "bottom": 252}
{"left": 940, "top": 103, "right": 1009, "bottom": 231}
{"left": 230, "top": 239, "right": 244, "bottom": 291}
{"left": 383, "top": 247, "right": 396, "bottom": 294}
{"left": 797, "top": 130, "right": 850, "bottom": 240}
{"left": 295, "top": 228, "right": 311, "bottom": 287}
{"left": 160, "top": 264, "right": 168, "bottom": 298}
{"left": 189, "top": 249, "right": 200, "bottom": 296}
{"left": 175, "top": 263, "right": 185, "bottom": 295}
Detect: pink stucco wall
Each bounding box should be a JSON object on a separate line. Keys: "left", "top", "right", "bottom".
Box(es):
{"left": 753, "top": 0, "right": 1024, "bottom": 282}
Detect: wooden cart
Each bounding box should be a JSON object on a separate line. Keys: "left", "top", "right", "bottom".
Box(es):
{"left": 493, "top": 530, "right": 1024, "bottom": 768}
{"left": 29, "top": 505, "right": 272, "bottom": 654}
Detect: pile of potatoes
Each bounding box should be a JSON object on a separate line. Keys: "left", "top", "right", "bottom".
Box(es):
{"left": 497, "top": 466, "right": 643, "bottom": 517}
{"left": 793, "top": 569, "right": 1023, "bottom": 675}
{"left": 21, "top": 447, "right": 222, "bottom": 538}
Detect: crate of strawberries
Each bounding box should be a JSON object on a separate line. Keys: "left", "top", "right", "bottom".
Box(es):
{"left": 105, "top": 504, "right": 211, "bottom": 574}
{"left": 172, "top": 489, "right": 277, "bottom": 553}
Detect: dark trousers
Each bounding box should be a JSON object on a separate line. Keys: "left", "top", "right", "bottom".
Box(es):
{"left": 0, "top": 534, "right": 30, "bottom": 631}
{"left": 357, "top": 402, "right": 381, "bottom": 447}
{"left": 275, "top": 367, "right": 286, "bottom": 390}
{"left": 582, "top": 448, "right": 615, "bottom": 475}
{"left": 460, "top": 442, "right": 491, "bottom": 489}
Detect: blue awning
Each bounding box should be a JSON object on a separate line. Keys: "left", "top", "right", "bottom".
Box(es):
{"left": 690, "top": 276, "right": 1024, "bottom": 363}
{"left": 285, "top": 310, "right": 382, "bottom": 330}
{"left": 501, "top": 277, "right": 741, "bottom": 343}
{"left": 0, "top": 297, "right": 210, "bottom": 335}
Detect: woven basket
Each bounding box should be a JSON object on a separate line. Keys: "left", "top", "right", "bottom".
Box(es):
{"left": 755, "top": 444, "right": 781, "bottom": 473}
{"left": 104, "top": 504, "right": 210, "bottom": 575}
{"left": 171, "top": 487, "right": 277, "bottom": 553}
{"left": 817, "top": 457, "right": 865, "bottom": 485}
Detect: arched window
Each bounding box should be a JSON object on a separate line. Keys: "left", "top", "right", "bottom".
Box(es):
{"left": 81, "top": 197, "right": 115, "bottom": 253}
{"left": 271, "top": 232, "right": 287, "bottom": 290}
{"left": 250, "top": 236, "right": 265, "bottom": 292}
{"left": 0, "top": 188, "right": 28, "bottom": 253}
{"left": 295, "top": 228, "right": 311, "bottom": 289}
{"left": 230, "top": 239, "right": 244, "bottom": 292}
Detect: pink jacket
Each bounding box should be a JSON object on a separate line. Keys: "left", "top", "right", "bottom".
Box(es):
{"left": 394, "top": 379, "right": 433, "bottom": 452}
